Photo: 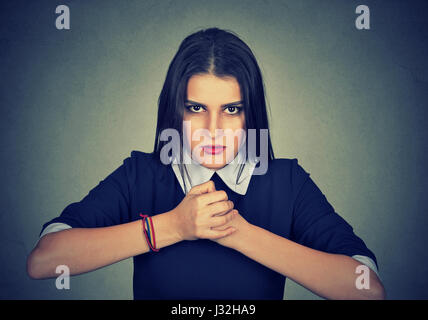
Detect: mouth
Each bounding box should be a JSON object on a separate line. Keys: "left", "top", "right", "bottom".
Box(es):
{"left": 202, "top": 145, "right": 226, "bottom": 155}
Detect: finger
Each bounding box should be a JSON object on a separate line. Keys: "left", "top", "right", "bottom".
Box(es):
{"left": 205, "top": 200, "right": 234, "bottom": 217}
{"left": 188, "top": 180, "right": 216, "bottom": 195}
{"left": 207, "top": 227, "right": 237, "bottom": 240}
{"left": 210, "top": 209, "right": 237, "bottom": 228}
{"left": 197, "top": 190, "right": 228, "bottom": 206}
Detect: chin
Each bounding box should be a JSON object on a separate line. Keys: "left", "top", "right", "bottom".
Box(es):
{"left": 200, "top": 162, "right": 227, "bottom": 170}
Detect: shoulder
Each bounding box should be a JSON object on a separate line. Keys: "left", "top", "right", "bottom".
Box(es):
{"left": 127, "top": 149, "right": 173, "bottom": 176}
{"left": 127, "top": 150, "right": 157, "bottom": 167}
{"left": 265, "top": 157, "right": 311, "bottom": 191}
{"left": 120, "top": 150, "right": 165, "bottom": 186}
{"left": 267, "top": 157, "right": 310, "bottom": 178}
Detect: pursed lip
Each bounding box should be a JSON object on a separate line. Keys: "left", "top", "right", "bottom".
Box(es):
{"left": 202, "top": 145, "right": 226, "bottom": 149}
{"left": 202, "top": 145, "right": 226, "bottom": 154}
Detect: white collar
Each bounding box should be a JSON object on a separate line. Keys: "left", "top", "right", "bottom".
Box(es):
{"left": 171, "top": 148, "right": 258, "bottom": 195}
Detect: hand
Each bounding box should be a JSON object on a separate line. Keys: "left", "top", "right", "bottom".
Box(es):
{"left": 210, "top": 210, "right": 251, "bottom": 249}
{"left": 171, "top": 180, "right": 238, "bottom": 241}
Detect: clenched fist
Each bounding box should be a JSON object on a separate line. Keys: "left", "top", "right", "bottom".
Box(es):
{"left": 171, "top": 180, "right": 238, "bottom": 241}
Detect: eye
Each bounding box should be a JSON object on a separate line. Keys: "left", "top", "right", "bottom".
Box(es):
{"left": 186, "top": 105, "right": 204, "bottom": 113}
{"left": 224, "top": 105, "right": 243, "bottom": 115}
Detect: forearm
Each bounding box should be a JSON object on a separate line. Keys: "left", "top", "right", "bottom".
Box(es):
{"left": 27, "top": 210, "right": 181, "bottom": 279}
{"left": 233, "top": 224, "right": 385, "bottom": 300}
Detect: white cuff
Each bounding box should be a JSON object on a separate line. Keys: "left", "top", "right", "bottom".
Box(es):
{"left": 351, "top": 254, "right": 381, "bottom": 280}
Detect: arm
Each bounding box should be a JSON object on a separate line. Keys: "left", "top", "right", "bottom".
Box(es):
{"left": 212, "top": 159, "right": 386, "bottom": 299}
{"left": 27, "top": 210, "right": 181, "bottom": 279}
{"left": 213, "top": 212, "right": 385, "bottom": 300}
{"left": 28, "top": 180, "right": 236, "bottom": 280}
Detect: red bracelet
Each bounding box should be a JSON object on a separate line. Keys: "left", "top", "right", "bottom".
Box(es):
{"left": 139, "top": 214, "right": 159, "bottom": 252}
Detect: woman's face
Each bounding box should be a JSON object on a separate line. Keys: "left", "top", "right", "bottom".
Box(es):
{"left": 183, "top": 73, "right": 246, "bottom": 170}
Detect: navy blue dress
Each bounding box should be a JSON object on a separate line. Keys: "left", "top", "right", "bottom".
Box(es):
{"left": 39, "top": 151, "right": 378, "bottom": 300}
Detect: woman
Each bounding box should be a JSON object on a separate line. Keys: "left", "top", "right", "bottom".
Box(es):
{"left": 27, "top": 27, "right": 386, "bottom": 300}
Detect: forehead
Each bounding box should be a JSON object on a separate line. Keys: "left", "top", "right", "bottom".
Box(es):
{"left": 186, "top": 74, "right": 241, "bottom": 102}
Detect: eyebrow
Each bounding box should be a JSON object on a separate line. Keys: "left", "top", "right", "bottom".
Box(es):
{"left": 184, "top": 100, "right": 244, "bottom": 107}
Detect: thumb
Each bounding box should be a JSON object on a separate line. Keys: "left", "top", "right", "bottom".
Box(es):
{"left": 188, "top": 179, "right": 216, "bottom": 195}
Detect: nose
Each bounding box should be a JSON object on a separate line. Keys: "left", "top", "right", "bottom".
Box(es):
{"left": 207, "top": 113, "right": 223, "bottom": 139}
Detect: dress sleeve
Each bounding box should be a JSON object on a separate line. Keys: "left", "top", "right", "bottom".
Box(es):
{"left": 38, "top": 151, "right": 138, "bottom": 238}
{"left": 289, "top": 159, "right": 379, "bottom": 270}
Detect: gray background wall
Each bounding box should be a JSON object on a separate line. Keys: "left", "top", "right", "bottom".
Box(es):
{"left": 1, "top": 0, "right": 427, "bottom": 299}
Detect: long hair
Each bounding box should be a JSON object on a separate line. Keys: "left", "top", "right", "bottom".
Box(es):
{"left": 153, "top": 27, "right": 275, "bottom": 192}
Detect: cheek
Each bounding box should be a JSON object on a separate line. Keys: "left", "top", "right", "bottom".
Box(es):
{"left": 183, "top": 118, "right": 204, "bottom": 149}
{"left": 227, "top": 117, "right": 246, "bottom": 145}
